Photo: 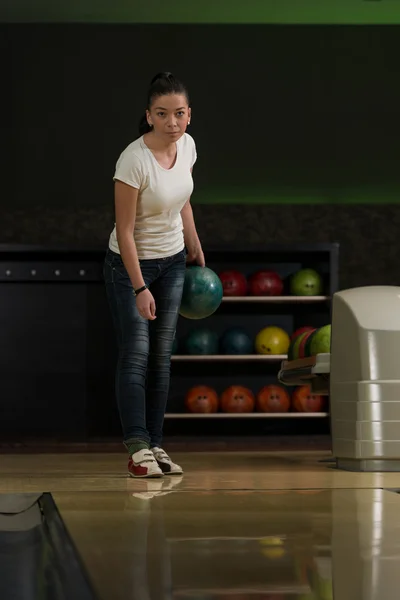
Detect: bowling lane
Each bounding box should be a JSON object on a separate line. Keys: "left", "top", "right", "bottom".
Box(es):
{"left": 3, "top": 451, "right": 400, "bottom": 493}
{"left": 54, "top": 487, "right": 400, "bottom": 600}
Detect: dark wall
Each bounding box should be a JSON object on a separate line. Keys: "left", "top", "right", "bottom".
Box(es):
{"left": 3, "top": 24, "right": 400, "bottom": 290}
{"left": 1, "top": 203, "right": 399, "bottom": 291}
{"left": 5, "top": 23, "right": 400, "bottom": 206}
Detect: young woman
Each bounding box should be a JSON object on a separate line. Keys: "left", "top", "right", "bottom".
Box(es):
{"left": 104, "top": 72, "right": 204, "bottom": 478}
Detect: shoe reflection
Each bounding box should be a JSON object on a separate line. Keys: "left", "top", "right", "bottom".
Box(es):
{"left": 126, "top": 475, "right": 184, "bottom": 501}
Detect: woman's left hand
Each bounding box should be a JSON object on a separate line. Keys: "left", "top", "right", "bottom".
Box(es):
{"left": 186, "top": 246, "right": 205, "bottom": 267}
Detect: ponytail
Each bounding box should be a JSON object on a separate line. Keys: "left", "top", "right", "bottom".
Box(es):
{"left": 138, "top": 71, "right": 190, "bottom": 136}
{"left": 138, "top": 113, "right": 152, "bottom": 136}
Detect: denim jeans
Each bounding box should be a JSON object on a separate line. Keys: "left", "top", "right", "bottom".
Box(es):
{"left": 103, "top": 247, "right": 186, "bottom": 447}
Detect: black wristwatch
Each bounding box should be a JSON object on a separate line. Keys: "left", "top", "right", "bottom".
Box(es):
{"left": 134, "top": 284, "right": 147, "bottom": 297}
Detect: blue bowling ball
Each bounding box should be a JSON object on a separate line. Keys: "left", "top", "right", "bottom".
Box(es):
{"left": 179, "top": 266, "right": 223, "bottom": 320}
{"left": 185, "top": 328, "right": 219, "bottom": 355}
{"left": 220, "top": 327, "right": 253, "bottom": 355}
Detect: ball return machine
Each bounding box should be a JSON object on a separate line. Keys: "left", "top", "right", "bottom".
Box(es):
{"left": 278, "top": 286, "right": 400, "bottom": 472}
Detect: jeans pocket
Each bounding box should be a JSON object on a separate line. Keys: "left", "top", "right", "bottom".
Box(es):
{"left": 104, "top": 252, "right": 132, "bottom": 287}
{"left": 103, "top": 262, "right": 118, "bottom": 285}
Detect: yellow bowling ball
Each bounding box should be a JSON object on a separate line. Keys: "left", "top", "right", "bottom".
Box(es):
{"left": 255, "top": 326, "right": 290, "bottom": 355}
{"left": 259, "top": 536, "right": 286, "bottom": 559}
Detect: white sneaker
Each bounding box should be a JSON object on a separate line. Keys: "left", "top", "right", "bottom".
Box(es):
{"left": 128, "top": 449, "right": 164, "bottom": 478}
{"left": 151, "top": 447, "right": 183, "bottom": 475}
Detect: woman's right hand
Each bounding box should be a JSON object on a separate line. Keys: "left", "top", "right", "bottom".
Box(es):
{"left": 136, "top": 288, "right": 156, "bottom": 320}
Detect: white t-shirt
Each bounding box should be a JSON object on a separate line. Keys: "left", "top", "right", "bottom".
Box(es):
{"left": 108, "top": 133, "right": 197, "bottom": 259}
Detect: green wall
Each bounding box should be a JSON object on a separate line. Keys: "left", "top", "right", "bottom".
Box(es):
{"left": 3, "top": 0, "right": 400, "bottom": 24}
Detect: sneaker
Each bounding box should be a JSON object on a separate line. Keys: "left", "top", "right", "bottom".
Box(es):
{"left": 151, "top": 447, "right": 183, "bottom": 475}
{"left": 128, "top": 449, "right": 164, "bottom": 478}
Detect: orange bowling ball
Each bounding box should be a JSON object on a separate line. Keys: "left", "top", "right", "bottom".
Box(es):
{"left": 185, "top": 385, "right": 219, "bottom": 413}
{"left": 220, "top": 385, "right": 255, "bottom": 413}
{"left": 292, "top": 385, "right": 324, "bottom": 412}
{"left": 256, "top": 385, "right": 291, "bottom": 413}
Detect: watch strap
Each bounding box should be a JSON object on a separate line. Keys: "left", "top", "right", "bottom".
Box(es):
{"left": 134, "top": 284, "right": 147, "bottom": 296}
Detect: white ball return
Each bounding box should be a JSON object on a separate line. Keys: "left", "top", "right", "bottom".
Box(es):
{"left": 278, "top": 286, "right": 400, "bottom": 472}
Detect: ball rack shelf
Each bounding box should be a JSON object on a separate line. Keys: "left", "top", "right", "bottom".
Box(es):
{"left": 171, "top": 355, "right": 287, "bottom": 362}
{"left": 221, "top": 295, "right": 330, "bottom": 303}
{"left": 169, "top": 242, "right": 338, "bottom": 430}
{"left": 164, "top": 412, "right": 329, "bottom": 419}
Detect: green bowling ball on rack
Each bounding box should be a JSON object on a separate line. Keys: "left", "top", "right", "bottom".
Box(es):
{"left": 290, "top": 268, "right": 323, "bottom": 296}
{"left": 309, "top": 325, "right": 331, "bottom": 356}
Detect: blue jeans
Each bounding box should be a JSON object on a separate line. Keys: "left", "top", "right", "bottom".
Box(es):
{"left": 103, "top": 247, "right": 186, "bottom": 447}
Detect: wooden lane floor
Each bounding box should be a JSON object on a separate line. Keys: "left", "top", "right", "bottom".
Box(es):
{"left": 3, "top": 451, "right": 400, "bottom": 493}
{"left": 53, "top": 487, "right": 400, "bottom": 600}
{"left": 3, "top": 452, "right": 400, "bottom": 599}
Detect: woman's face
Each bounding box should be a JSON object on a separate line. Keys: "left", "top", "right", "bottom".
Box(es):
{"left": 146, "top": 94, "right": 191, "bottom": 142}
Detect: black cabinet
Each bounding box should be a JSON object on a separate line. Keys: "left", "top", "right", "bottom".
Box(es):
{"left": 0, "top": 243, "right": 338, "bottom": 442}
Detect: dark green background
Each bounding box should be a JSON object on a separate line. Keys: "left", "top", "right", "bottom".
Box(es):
{"left": 2, "top": 0, "right": 400, "bottom": 24}
{"left": 5, "top": 23, "right": 400, "bottom": 205}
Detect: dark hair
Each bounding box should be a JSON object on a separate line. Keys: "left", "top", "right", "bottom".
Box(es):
{"left": 138, "top": 72, "right": 190, "bottom": 135}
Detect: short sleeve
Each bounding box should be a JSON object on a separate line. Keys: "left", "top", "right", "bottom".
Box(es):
{"left": 191, "top": 137, "right": 197, "bottom": 168}
{"left": 113, "top": 151, "right": 143, "bottom": 189}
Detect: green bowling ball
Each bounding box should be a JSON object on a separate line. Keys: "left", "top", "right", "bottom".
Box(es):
{"left": 310, "top": 325, "right": 331, "bottom": 355}
{"left": 179, "top": 266, "right": 223, "bottom": 320}
{"left": 290, "top": 268, "right": 323, "bottom": 296}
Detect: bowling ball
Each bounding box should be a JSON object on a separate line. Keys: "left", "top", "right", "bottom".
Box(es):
{"left": 292, "top": 385, "right": 324, "bottom": 412}
{"left": 185, "top": 328, "right": 219, "bottom": 355}
{"left": 256, "top": 385, "right": 290, "bottom": 413}
{"left": 290, "top": 326, "right": 314, "bottom": 341}
{"left": 310, "top": 324, "right": 331, "bottom": 355}
{"left": 290, "top": 268, "right": 323, "bottom": 296}
{"left": 288, "top": 331, "right": 310, "bottom": 360}
{"left": 248, "top": 270, "right": 283, "bottom": 296}
{"left": 259, "top": 537, "right": 286, "bottom": 559}
{"left": 185, "top": 385, "right": 219, "bottom": 413}
{"left": 219, "top": 270, "right": 248, "bottom": 296}
{"left": 255, "top": 326, "right": 290, "bottom": 355}
{"left": 220, "top": 385, "right": 255, "bottom": 413}
{"left": 172, "top": 337, "right": 178, "bottom": 355}
{"left": 219, "top": 327, "right": 253, "bottom": 355}
{"left": 298, "top": 329, "right": 317, "bottom": 359}
{"left": 304, "top": 329, "right": 317, "bottom": 357}
{"left": 179, "top": 266, "right": 223, "bottom": 320}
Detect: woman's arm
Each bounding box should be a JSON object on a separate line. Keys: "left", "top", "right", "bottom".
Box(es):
{"left": 114, "top": 180, "right": 156, "bottom": 319}
{"left": 181, "top": 199, "right": 205, "bottom": 267}
{"left": 114, "top": 180, "right": 145, "bottom": 289}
